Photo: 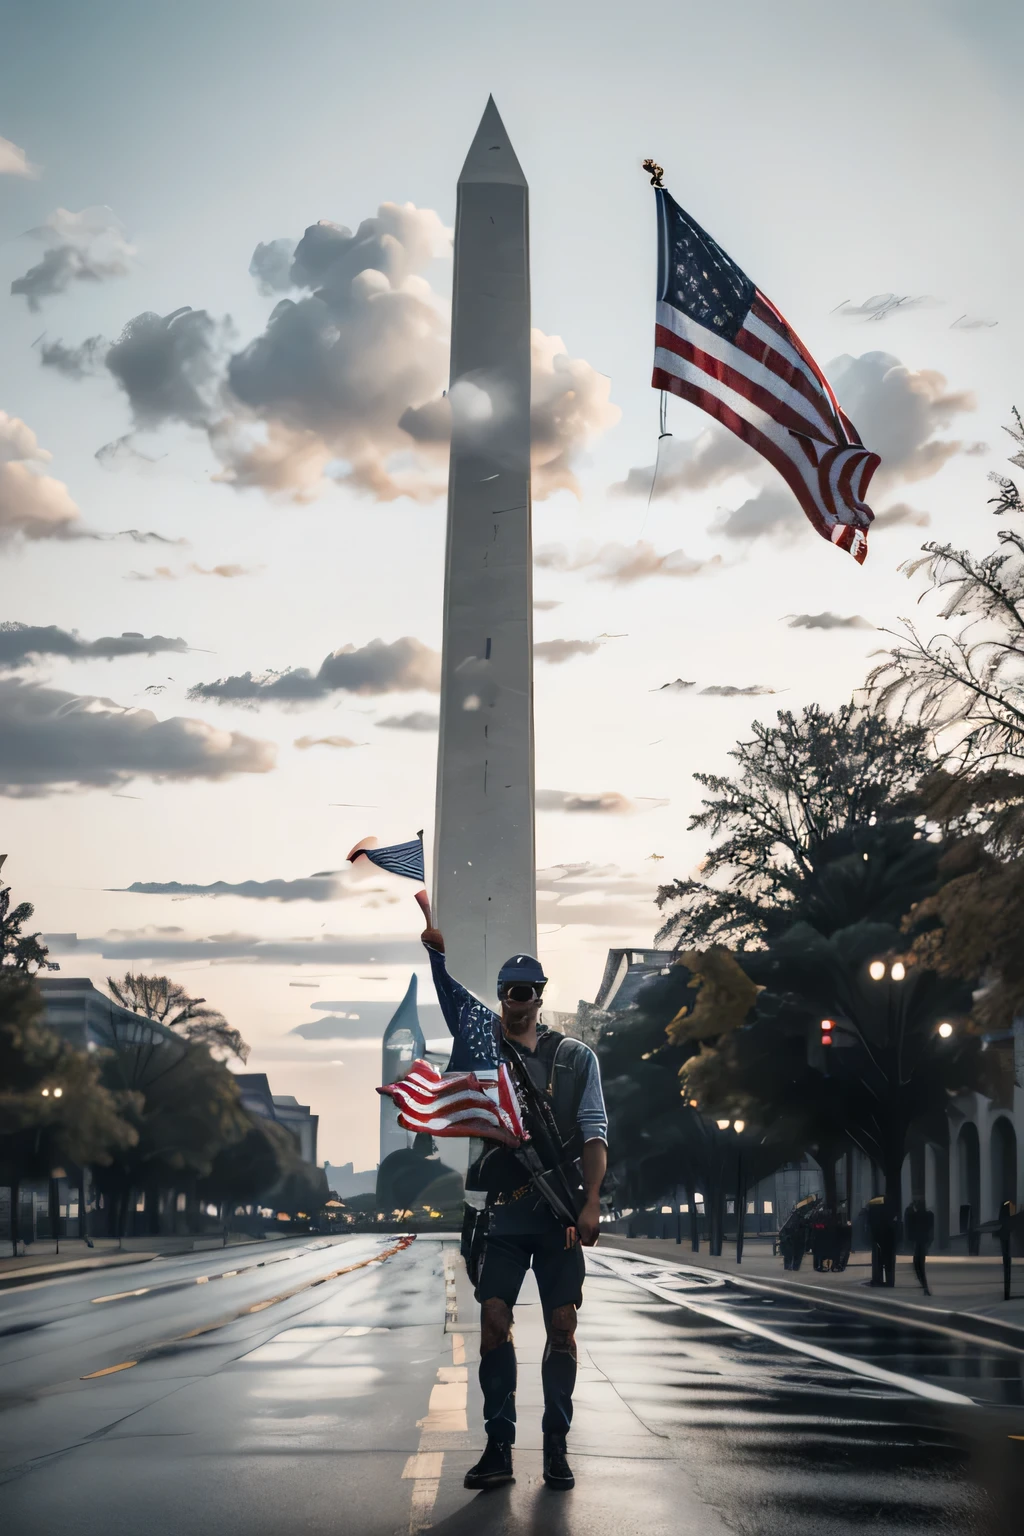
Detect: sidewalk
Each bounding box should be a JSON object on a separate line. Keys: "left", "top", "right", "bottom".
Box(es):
{"left": 0, "top": 1233, "right": 293, "bottom": 1288}
{"left": 606, "top": 1235, "right": 1024, "bottom": 1351}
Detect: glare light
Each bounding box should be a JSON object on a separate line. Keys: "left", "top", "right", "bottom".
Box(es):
{"left": 41, "top": 1087, "right": 50, "bottom": 1096}
{"left": 53, "top": 1087, "right": 63, "bottom": 1098}
{"left": 891, "top": 961, "right": 906, "bottom": 981}
{"left": 733, "top": 1120, "right": 745, "bottom": 1134}
{"left": 716, "top": 1118, "right": 730, "bottom": 1130}
{"left": 869, "top": 961, "right": 886, "bottom": 981}
{"left": 938, "top": 1021, "right": 954, "bottom": 1039}
{"left": 821, "top": 1019, "right": 835, "bottom": 1032}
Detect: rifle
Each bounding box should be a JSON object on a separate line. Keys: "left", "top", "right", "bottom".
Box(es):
{"left": 501, "top": 1037, "right": 585, "bottom": 1228}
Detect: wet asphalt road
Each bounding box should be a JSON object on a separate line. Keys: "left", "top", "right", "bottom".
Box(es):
{"left": 1, "top": 1235, "right": 1022, "bottom": 1536}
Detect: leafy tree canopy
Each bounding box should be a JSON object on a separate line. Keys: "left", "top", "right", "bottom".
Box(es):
{"left": 655, "top": 703, "right": 934, "bottom": 950}
{"left": 107, "top": 972, "right": 249, "bottom": 1061}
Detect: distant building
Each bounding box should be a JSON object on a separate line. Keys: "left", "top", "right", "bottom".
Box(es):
{"left": 567, "top": 948, "right": 677, "bottom": 1045}
{"left": 323, "top": 1162, "right": 377, "bottom": 1198}
{"left": 232, "top": 1073, "right": 318, "bottom": 1165}
{"left": 271, "top": 1095, "right": 318, "bottom": 1165}
{"left": 37, "top": 976, "right": 181, "bottom": 1052}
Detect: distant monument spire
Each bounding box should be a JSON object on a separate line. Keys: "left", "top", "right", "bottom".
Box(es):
{"left": 432, "top": 99, "right": 537, "bottom": 1000}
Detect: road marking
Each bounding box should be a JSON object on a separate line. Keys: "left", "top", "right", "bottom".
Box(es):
{"left": 90, "top": 1288, "right": 150, "bottom": 1304}
{"left": 80, "top": 1236, "right": 416, "bottom": 1379}
{"left": 592, "top": 1252, "right": 977, "bottom": 1408}
{"left": 80, "top": 1360, "right": 137, "bottom": 1378}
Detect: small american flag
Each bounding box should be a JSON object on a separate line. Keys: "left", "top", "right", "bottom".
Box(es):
{"left": 378, "top": 1060, "right": 526, "bottom": 1147}
{"left": 348, "top": 835, "right": 425, "bottom": 883}
{"left": 652, "top": 186, "right": 878, "bottom": 563}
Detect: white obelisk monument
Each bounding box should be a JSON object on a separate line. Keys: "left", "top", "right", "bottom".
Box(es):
{"left": 432, "top": 98, "right": 537, "bottom": 1000}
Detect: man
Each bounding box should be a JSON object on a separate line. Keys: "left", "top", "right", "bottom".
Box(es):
{"left": 421, "top": 923, "right": 608, "bottom": 1494}
{"left": 865, "top": 1196, "right": 899, "bottom": 1287}
{"left": 904, "top": 1197, "right": 934, "bottom": 1295}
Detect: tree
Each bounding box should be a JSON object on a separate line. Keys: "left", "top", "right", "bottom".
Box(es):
{"left": 94, "top": 1035, "right": 251, "bottom": 1236}
{"left": 199, "top": 1114, "right": 299, "bottom": 1229}
{"left": 734, "top": 919, "right": 982, "bottom": 1205}
{"left": 107, "top": 972, "right": 249, "bottom": 1061}
{"left": 655, "top": 704, "right": 932, "bottom": 951}
{"left": 0, "top": 973, "right": 138, "bottom": 1253}
{"left": 1, "top": 867, "right": 58, "bottom": 974}
{"left": 868, "top": 415, "right": 1024, "bottom": 1028}
{"left": 869, "top": 409, "right": 1024, "bottom": 769}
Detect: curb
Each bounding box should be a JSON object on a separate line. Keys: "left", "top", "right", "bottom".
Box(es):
{"left": 0, "top": 1235, "right": 296, "bottom": 1293}
{"left": 601, "top": 1246, "right": 1024, "bottom": 1354}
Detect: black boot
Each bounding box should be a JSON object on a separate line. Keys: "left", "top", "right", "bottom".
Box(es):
{"left": 543, "top": 1432, "right": 574, "bottom": 1490}
{"left": 464, "top": 1437, "right": 514, "bottom": 1489}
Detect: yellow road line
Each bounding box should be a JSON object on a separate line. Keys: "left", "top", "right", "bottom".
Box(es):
{"left": 81, "top": 1360, "right": 137, "bottom": 1378}
{"left": 91, "top": 1288, "right": 150, "bottom": 1304}
{"left": 80, "top": 1236, "right": 416, "bottom": 1380}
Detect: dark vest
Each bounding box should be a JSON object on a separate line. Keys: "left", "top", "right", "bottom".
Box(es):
{"left": 468, "top": 1029, "right": 590, "bottom": 1197}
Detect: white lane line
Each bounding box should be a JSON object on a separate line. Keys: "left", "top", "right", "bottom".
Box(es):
{"left": 590, "top": 1252, "right": 976, "bottom": 1408}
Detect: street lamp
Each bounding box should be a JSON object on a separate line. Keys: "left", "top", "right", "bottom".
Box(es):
{"left": 716, "top": 1118, "right": 730, "bottom": 1130}
{"left": 890, "top": 961, "right": 906, "bottom": 982}
{"left": 733, "top": 1120, "right": 745, "bottom": 1134}
{"left": 938, "top": 1021, "right": 954, "bottom": 1039}
{"left": 869, "top": 960, "right": 886, "bottom": 981}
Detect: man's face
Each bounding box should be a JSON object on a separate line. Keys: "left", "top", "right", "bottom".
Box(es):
{"left": 499, "top": 984, "right": 543, "bottom": 1035}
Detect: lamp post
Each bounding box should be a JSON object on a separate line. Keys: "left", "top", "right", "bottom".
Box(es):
{"left": 733, "top": 1121, "right": 747, "bottom": 1265}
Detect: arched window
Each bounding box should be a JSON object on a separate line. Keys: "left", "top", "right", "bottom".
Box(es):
{"left": 957, "top": 1123, "right": 980, "bottom": 1227}
{"left": 990, "top": 1117, "right": 1018, "bottom": 1215}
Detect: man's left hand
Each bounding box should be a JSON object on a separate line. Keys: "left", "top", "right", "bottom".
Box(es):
{"left": 576, "top": 1198, "right": 601, "bottom": 1247}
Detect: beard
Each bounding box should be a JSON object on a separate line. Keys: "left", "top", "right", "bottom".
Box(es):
{"left": 502, "top": 1007, "right": 536, "bottom": 1036}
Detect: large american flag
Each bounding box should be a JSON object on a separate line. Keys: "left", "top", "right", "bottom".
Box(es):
{"left": 378, "top": 1060, "right": 526, "bottom": 1146}
{"left": 652, "top": 186, "right": 879, "bottom": 563}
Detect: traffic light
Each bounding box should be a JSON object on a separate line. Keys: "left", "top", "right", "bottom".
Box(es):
{"left": 820, "top": 1018, "right": 834, "bottom": 1047}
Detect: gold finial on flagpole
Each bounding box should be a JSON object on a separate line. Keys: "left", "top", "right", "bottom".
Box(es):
{"left": 642, "top": 159, "right": 664, "bottom": 187}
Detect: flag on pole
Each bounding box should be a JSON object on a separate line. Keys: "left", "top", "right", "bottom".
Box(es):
{"left": 650, "top": 183, "right": 879, "bottom": 563}
{"left": 378, "top": 1060, "right": 527, "bottom": 1147}
{"left": 347, "top": 835, "right": 425, "bottom": 883}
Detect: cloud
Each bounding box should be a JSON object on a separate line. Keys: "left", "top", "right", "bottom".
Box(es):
{"left": 537, "top": 789, "right": 667, "bottom": 813}
{"left": 126, "top": 562, "right": 257, "bottom": 581}
{"left": 828, "top": 352, "right": 975, "bottom": 487}
{"left": 39, "top": 336, "right": 107, "bottom": 378}
{"left": 249, "top": 238, "right": 297, "bottom": 295}
{"left": 870, "top": 501, "right": 931, "bottom": 531}
{"left": 833, "top": 293, "right": 941, "bottom": 321}
{"left": 784, "top": 612, "right": 873, "bottom": 631}
{"left": 293, "top": 735, "right": 364, "bottom": 749}
{"left": 95, "top": 435, "right": 166, "bottom": 471}
{"left": 0, "top": 135, "right": 36, "bottom": 177}
{"left": 0, "top": 411, "right": 84, "bottom": 541}
{"left": 93, "top": 204, "right": 616, "bottom": 505}
{"left": 0, "top": 622, "right": 189, "bottom": 670}
{"left": 188, "top": 636, "right": 440, "bottom": 706}
{"left": 535, "top": 540, "right": 717, "bottom": 584}
{"left": 106, "top": 306, "right": 232, "bottom": 429}
{"left": 44, "top": 930, "right": 423, "bottom": 966}
{"left": 534, "top": 638, "right": 601, "bottom": 664}
{"left": 114, "top": 874, "right": 360, "bottom": 902}
{"left": 10, "top": 207, "right": 135, "bottom": 310}
{"left": 375, "top": 711, "right": 439, "bottom": 732}
{"left": 699, "top": 683, "right": 777, "bottom": 696}
{"left": 612, "top": 425, "right": 757, "bottom": 499}
{"left": 711, "top": 486, "right": 805, "bottom": 544}
{"left": 950, "top": 314, "right": 998, "bottom": 331}
{"left": 0, "top": 677, "right": 275, "bottom": 795}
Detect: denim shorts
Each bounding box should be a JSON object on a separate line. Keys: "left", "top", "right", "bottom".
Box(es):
{"left": 474, "top": 1227, "right": 586, "bottom": 1313}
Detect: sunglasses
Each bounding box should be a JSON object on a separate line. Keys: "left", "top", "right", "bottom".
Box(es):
{"left": 500, "top": 983, "right": 545, "bottom": 1003}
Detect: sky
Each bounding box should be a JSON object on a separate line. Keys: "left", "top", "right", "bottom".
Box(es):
{"left": 1, "top": 0, "right": 1020, "bottom": 1170}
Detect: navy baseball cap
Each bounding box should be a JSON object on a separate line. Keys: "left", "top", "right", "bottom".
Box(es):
{"left": 497, "top": 953, "right": 548, "bottom": 992}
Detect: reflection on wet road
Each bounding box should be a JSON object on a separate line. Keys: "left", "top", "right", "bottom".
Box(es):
{"left": 1, "top": 1236, "right": 1021, "bottom": 1535}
